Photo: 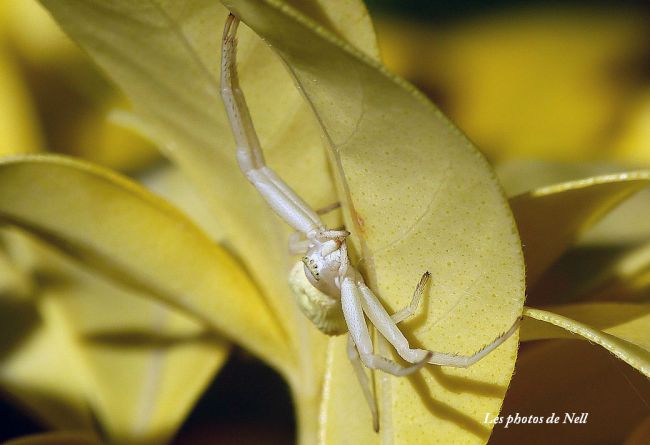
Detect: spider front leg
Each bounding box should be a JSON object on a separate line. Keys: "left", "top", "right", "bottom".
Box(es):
{"left": 357, "top": 274, "right": 521, "bottom": 368}
{"left": 221, "top": 15, "right": 325, "bottom": 236}
{"left": 341, "top": 271, "right": 432, "bottom": 376}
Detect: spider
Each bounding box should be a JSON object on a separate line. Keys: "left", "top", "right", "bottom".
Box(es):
{"left": 220, "top": 14, "right": 520, "bottom": 431}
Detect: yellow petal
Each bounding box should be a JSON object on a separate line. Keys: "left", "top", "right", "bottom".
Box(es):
{"left": 510, "top": 172, "right": 650, "bottom": 286}
{"left": 224, "top": 1, "right": 524, "bottom": 443}
{"left": 0, "top": 154, "right": 289, "bottom": 372}
{"left": 522, "top": 306, "right": 650, "bottom": 376}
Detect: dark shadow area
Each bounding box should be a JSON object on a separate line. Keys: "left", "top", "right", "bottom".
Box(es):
{"left": 366, "top": 0, "right": 649, "bottom": 24}
{"left": 528, "top": 244, "right": 641, "bottom": 306}
{"left": 173, "top": 348, "right": 295, "bottom": 445}
{"left": 408, "top": 370, "right": 492, "bottom": 440}
{"left": 82, "top": 329, "right": 215, "bottom": 350}
{"left": 0, "top": 298, "right": 40, "bottom": 362}
{"left": 0, "top": 394, "right": 45, "bottom": 442}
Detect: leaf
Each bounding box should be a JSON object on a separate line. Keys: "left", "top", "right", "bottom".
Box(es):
{"left": 497, "top": 160, "right": 650, "bottom": 247}
{"left": 522, "top": 306, "right": 650, "bottom": 376}
{"left": 16, "top": 229, "right": 230, "bottom": 445}
{"left": 491, "top": 340, "right": 650, "bottom": 445}
{"left": 221, "top": 1, "right": 524, "bottom": 443}
{"left": 0, "top": 42, "right": 43, "bottom": 155}
{"left": 45, "top": 268, "right": 229, "bottom": 445}
{"left": 1, "top": 224, "right": 229, "bottom": 445}
{"left": 0, "top": 281, "right": 96, "bottom": 431}
{"left": 0, "top": 155, "right": 289, "bottom": 373}
{"left": 509, "top": 172, "right": 650, "bottom": 286}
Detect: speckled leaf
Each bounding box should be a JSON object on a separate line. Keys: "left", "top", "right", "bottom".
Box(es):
{"left": 222, "top": 1, "right": 525, "bottom": 443}
{"left": 522, "top": 306, "right": 650, "bottom": 376}
{"left": 510, "top": 172, "right": 650, "bottom": 286}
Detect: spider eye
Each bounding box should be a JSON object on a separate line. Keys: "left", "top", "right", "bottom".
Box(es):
{"left": 301, "top": 256, "right": 320, "bottom": 281}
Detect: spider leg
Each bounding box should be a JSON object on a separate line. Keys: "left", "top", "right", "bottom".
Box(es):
{"left": 355, "top": 275, "right": 432, "bottom": 364}
{"left": 356, "top": 272, "right": 521, "bottom": 367}
{"left": 221, "top": 15, "right": 324, "bottom": 235}
{"left": 426, "top": 318, "right": 521, "bottom": 368}
{"left": 341, "top": 274, "right": 431, "bottom": 377}
{"left": 391, "top": 271, "right": 430, "bottom": 324}
{"left": 347, "top": 335, "right": 379, "bottom": 432}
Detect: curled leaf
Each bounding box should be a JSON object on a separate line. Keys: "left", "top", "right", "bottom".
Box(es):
{"left": 522, "top": 306, "right": 650, "bottom": 376}
{"left": 510, "top": 172, "right": 650, "bottom": 286}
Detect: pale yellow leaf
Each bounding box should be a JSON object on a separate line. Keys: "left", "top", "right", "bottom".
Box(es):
{"left": 522, "top": 306, "right": 650, "bottom": 376}
{"left": 510, "top": 172, "right": 650, "bottom": 286}
{"left": 0, "top": 276, "right": 95, "bottom": 430}
{"left": 45, "top": 272, "right": 229, "bottom": 445}
{"left": 2, "top": 225, "right": 229, "bottom": 445}
{"left": 497, "top": 160, "right": 650, "bottom": 247}
{"left": 0, "top": 44, "right": 43, "bottom": 155}
{"left": 0, "top": 155, "right": 289, "bottom": 373}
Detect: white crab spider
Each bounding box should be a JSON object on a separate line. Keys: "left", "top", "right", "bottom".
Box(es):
{"left": 220, "top": 14, "right": 520, "bottom": 431}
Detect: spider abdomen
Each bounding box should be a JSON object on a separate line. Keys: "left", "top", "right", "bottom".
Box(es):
{"left": 288, "top": 261, "right": 347, "bottom": 336}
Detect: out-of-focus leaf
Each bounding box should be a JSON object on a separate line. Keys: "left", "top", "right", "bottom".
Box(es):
{"left": 1, "top": 0, "right": 160, "bottom": 171}
{"left": 593, "top": 242, "right": 650, "bottom": 300}
{"left": 510, "top": 172, "right": 650, "bottom": 286}
{"left": 498, "top": 160, "right": 650, "bottom": 247}
{"left": 626, "top": 415, "right": 650, "bottom": 445}
{"left": 0, "top": 44, "right": 43, "bottom": 155}
{"left": 491, "top": 340, "right": 650, "bottom": 445}
{"left": 3, "top": 432, "right": 101, "bottom": 445}
{"left": 2, "top": 226, "right": 229, "bottom": 445}
{"left": 522, "top": 306, "right": 650, "bottom": 376}
{"left": 613, "top": 91, "right": 650, "bottom": 165}
{"left": 67, "top": 97, "right": 160, "bottom": 172}
{"left": 0, "top": 155, "right": 289, "bottom": 373}
{"left": 46, "top": 268, "right": 229, "bottom": 445}
{"left": 376, "top": 9, "right": 650, "bottom": 161}
{"left": 0, "top": 284, "right": 95, "bottom": 430}
{"left": 221, "top": 1, "right": 524, "bottom": 443}
{"left": 0, "top": 0, "right": 79, "bottom": 65}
